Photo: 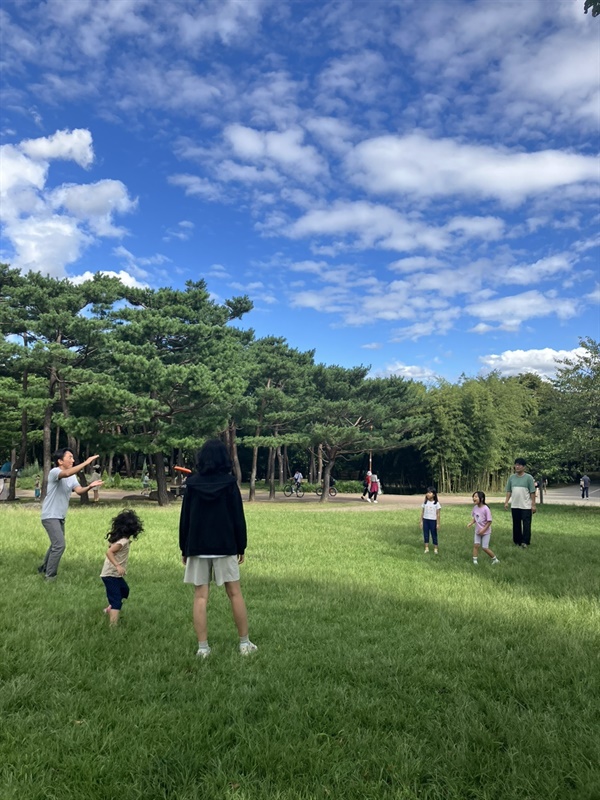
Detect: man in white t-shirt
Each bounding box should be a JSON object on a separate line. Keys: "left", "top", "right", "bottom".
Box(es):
{"left": 39, "top": 449, "right": 103, "bottom": 580}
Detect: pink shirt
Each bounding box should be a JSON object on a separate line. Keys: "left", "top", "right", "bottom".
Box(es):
{"left": 472, "top": 504, "right": 492, "bottom": 535}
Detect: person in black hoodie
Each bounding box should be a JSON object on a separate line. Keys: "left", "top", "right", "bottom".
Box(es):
{"left": 179, "top": 439, "right": 257, "bottom": 658}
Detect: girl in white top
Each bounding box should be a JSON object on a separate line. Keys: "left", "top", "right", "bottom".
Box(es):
{"left": 420, "top": 487, "right": 441, "bottom": 554}
{"left": 100, "top": 509, "right": 143, "bottom": 626}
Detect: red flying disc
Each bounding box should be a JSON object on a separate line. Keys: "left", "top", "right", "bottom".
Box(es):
{"left": 174, "top": 466, "right": 192, "bottom": 475}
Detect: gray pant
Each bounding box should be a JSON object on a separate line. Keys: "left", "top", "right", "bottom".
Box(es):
{"left": 41, "top": 518, "right": 66, "bottom": 578}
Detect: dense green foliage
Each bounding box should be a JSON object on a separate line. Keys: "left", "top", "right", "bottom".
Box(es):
{"left": 1, "top": 265, "right": 598, "bottom": 500}
{"left": 1, "top": 502, "right": 599, "bottom": 799}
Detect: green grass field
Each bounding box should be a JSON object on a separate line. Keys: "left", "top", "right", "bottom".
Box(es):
{"left": 1, "top": 501, "right": 599, "bottom": 800}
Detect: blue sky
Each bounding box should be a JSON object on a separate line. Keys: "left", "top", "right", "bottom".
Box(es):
{"left": 1, "top": 0, "right": 599, "bottom": 382}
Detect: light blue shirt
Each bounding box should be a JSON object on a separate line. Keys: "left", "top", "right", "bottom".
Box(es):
{"left": 41, "top": 468, "right": 79, "bottom": 520}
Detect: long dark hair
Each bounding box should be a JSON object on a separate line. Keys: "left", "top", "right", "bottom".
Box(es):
{"left": 472, "top": 490, "right": 486, "bottom": 505}
{"left": 424, "top": 486, "right": 438, "bottom": 503}
{"left": 106, "top": 509, "right": 144, "bottom": 543}
{"left": 196, "top": 439, "right": 232, "bottom": 475}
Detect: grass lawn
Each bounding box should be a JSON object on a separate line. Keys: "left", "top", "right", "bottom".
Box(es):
{"left": 1, "top": 500, "right": 599, "bottom": 800}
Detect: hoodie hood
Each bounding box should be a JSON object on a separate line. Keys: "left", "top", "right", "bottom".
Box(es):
{"left": 185, "top": 472, "right": 238, "bottom": 501}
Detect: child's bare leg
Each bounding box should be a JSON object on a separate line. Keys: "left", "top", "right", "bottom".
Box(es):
{"left": 224, "top": 580, "right": 249, "bottom": 637}
{"left": 472, "top": 544, "right": 480, "bottom": 562}
{"left": 483, "top": 547, "right": 496, "bottom": 559}
{"left": 193, "top": 584, "right": 210, "bottom": 642}
{"left": 108, "top": 609, "right": 120, "bottom": 626}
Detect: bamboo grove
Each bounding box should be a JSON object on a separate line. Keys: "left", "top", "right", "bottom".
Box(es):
{"left": 1, "top": 265, "right": 598, "bottom": 503}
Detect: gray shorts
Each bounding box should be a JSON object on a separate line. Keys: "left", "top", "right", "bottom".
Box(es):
{"left": 183, "top": 555, "right": 240, "bottom": 586}
{"left": 474, "top": 532, "right": 491, "bottom": 549}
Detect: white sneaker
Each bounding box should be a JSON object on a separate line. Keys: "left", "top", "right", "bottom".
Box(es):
{"left": 366, "top": 497, "right": 371, "bottom": 503}
{"left": 240, "top": 641, "right": 258, "bottom": 656}
{"left": 472, "top": 559, "right": 478, "bottom": 565}
{"left": 491, "top": 558, "right": 500, "bottom": 565}
{"left": 373, "top": 500, "right": 378, "bottom": 504}
{"left": 196, "top": 645, "right": 211, "bottom": 658}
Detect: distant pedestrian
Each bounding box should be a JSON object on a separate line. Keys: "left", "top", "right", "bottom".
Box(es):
{"left": 420, "top": 487, "right": 441, "bottom": 554}
{"left": 100, "top": 509, "right": 143, "bottom": 626}
{"left": 580, "top": 474, "right": 590, "bottom": 499}
{"left": 39, "top": 450, "right": 103, "bottom": 581}
{"left": 367, "top": 473, "right": 380, "bottom": 503}
{"left": 293, "top": 469, "right": 303, "bottom": 494}
{"left": 361, "top": 471, "right": 372, "bottom": 500}
{"left": 34, "top": 475, "right": 41, "bottom": 501}
{"left": 90, "top": 467, "right": 101, "bottom": 502}
{"left": 468, "top": 491, "right": 499, "bottom": 566}
{"left": 504, "top": 458, "right": 536, "bottom": 548}
{"left": 179, "top": 439, "right": 257, "bottom": 658}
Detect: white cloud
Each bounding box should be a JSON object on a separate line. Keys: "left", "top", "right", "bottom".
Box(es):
{"left": 224, "top": 124, "right": 326, "bottom": 180}
{"left": 373, "top": 361, "right": 438, "bottom": 383}
{"left": 390, "top": 308, "right": 462, "bottom": 342}
{"left": 465, "top": 290, "right": 578, "bottom": 330}
{"left": 50, "top": 180, "right": 137, "bottom": 236}
{"left": 361, "top": 342, "right": 382, "bottom": 350}
{"left": 502, "top": 254, "right": 573, "bottom": 286}
{"left": 70, "top": 269, "right": 147, "bottom": 289}
{"left": 178, "top": 0, "right": 268, "bottom": 46}
{"left": 168, "top": 174, "right": 223, "bottom": 201}
{"left": 347, "top": 133, "right": 599, "bottom": 204}
{"left": 19, "top": 129, "right": 94, "bottom": 167}
{"left": 479, "top": 347, "right": 586, "bottom": 379}
{"left": 0, "top": 129, "right": 135, "bottom": 277}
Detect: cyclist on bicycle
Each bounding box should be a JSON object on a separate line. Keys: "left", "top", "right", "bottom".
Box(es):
{"left": 293, "top": 470, "right": 303, "bottom": 494}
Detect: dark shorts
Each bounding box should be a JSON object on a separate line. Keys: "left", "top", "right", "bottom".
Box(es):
{"left": 102, "top": 576, "right": 130, "bottom": 610}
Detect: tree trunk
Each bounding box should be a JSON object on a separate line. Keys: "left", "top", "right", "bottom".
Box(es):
{"left": 309, "top": 449, "right": 316, "bottom": 484}
{"left": 230, "top": 420, "right": 242, "bottom": 485}
{"left": 249, "top": 446, "right": 259, "bottom": 501}
{"left": 267, "top": 447, "right": 276, "bottom": 500}
{"left": 153, "top": 451, "right": 170, "bottom": 506}
{"left": 320, "top": 456, "right": 334, "bottom": 503}
{"left": 317, "top": 443, "right": 323, "bottom": 483}
{"left": 276, "top": 446, "right": 284, "bottom": 487}
{"left": 42, "top": 403, "right": 53, "bottom": 498}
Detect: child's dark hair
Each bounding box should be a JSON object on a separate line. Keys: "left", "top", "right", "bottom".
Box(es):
{"left": 424, "top": 486, "right": 438, "bottom": 503}
{"left": 472, "top": 490, "right": 486, "bottom": 504}
{"left": 106, "top": 509, "right": 144, "bottom": 543}
{"left": 196, "top": 439, "right": 232, "bottom": 475}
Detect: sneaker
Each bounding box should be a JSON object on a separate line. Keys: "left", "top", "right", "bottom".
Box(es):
{"left": 434, "top": 549, "right": 439, "bottom": 555}
{"left": 37, "top": 565, "right": 46, "bottom": 575}
{"left": 491, "top": 558, "right": 500, "bottom": 565}
{"left": 472, "top": 559, "right": 478, "bottom": 565}
{"left": 366, "top": 497, "right": 371, "bottom": 503}
{"left": 196, "top": 645, "right": 211, "bottom": 659}
{"left": 521, "top": 544, "right": 528, "bottom": 549}
{"left": 239, "top": 641, "right": 258, "bottom": 656}
{"left": 424, "top": 548, "right": 429, "bottom": 554}
{"left": 373, "top": 500, "right": 378, "bottom": 504}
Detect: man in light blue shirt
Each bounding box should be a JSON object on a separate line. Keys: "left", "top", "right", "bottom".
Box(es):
{"left": 39, "top": 449, "right": 103, "bottom": 580}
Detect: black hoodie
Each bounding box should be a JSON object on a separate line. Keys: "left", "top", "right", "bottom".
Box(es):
{"left": 179, "top": 472, "right": 247, "bottom": 557}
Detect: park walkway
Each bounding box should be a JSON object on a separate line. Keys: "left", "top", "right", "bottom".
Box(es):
{"left": 8, "top": 484, "right": 599, "bottom": 509}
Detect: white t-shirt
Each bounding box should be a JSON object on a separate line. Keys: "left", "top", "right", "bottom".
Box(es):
{"left": 41, "top": 468, "right": 79, "bottom": 520}
{"left": 421, "top": 500, "right": 441, "bottom": 520}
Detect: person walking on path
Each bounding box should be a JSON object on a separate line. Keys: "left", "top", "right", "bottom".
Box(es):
{"left": 504, "top": 458, "right": 536, "bottom": 548}
{"left": 468, "top": 491, "right": 499, "bottom": 565}
{"left": 179, "top": 439, "right": 257, "bottom": 659}
{"left": 420, "top": 487, "right": 441, "bottom": 554}
{"left": 100, "top": 509, "right": 143, "bottom": 626}
{"left": 580, "top": 474, "right": 590, "bottom": 499}
{"left": 367, "top": 473, "right": 380, "bottom": 503}
{"left": 90, "top": 467, "right": 101, "bottom": 502}
{"left": 361, "top": 471, "right": 372, "bottom": 500}
{"left": 34, "top": 475, "right": 41, "bottom": 501}
{"left": 39, "top": 450, "right": 103, "bottom": 580}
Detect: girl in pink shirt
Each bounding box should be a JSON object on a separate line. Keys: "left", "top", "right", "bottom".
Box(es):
{"left": 467, "top": 491, "right": 499, "bottom": 565}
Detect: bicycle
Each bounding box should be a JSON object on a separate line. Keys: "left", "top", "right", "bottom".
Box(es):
{"left": 316, "top": 485, "right": 337, "bottom": 497}
{"left": 283, "top": 483, "right": 304, "bottom": 498}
